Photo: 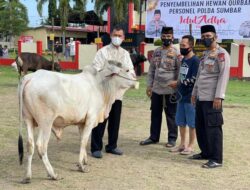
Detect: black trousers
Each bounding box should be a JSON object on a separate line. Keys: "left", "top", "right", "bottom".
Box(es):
{"left": 91, "top": 100, "right": 122, "bottom": 152}
{"left": 196, "top": 100, "right": 223, "bottom": 163}
{"left": 149, "top": 92, "right": 178, "bottom": 143}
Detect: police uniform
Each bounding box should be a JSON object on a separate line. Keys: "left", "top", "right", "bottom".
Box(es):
{"left": 192, "top": 30, "right": 230, "bottom": 164}
{"left": 145, "top": 27, "right": 180, "bottom": 144}
{"left": 91, "top": 43, "right": 134, "bottom": 153}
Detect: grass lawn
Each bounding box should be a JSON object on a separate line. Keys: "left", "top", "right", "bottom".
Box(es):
{"left": 0, "top": 66, "right": 250, "bottom": 190}
{"left": 125, "top": 74, "right": 250, "bottom": 105}
{"left": 1, "top": 65, "right": 250, "bottom": 105}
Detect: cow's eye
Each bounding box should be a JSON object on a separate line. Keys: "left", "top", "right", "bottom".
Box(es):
{"left": 126, "top": 69, "right": 129, "bottom": 72}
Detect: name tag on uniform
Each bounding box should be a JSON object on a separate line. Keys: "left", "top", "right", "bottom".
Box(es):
{"left": 180, "top": 66, "right": 189, "bottom": 75}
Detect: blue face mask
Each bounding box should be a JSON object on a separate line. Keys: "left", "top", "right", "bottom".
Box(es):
{"left": 202, "top": 38, "right": 214, "bottom": 47}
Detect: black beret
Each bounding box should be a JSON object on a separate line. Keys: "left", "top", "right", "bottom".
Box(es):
{"left": 154, "top": 9, "right": 161, "bottom": 15}
{"left": 201, "top": 25, "right": 216, "bottom": 34}
{"left": 161, "top": 27, "right": 173, "bottom": 34}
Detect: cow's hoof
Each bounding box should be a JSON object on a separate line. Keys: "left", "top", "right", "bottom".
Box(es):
{"left": 48, "top": 174, "right": 63, "bottom": 181}
{"left": 50, "top": 173, "right": 58, "bottom": 180}
{"left": 21, "top": 178, "right": 31, "bottom": 184}
{"left": 77, "top": 164, "right": 90, "bottom": 173}
{"left": 47, "top": 173, "right": 58, "bottom": 180}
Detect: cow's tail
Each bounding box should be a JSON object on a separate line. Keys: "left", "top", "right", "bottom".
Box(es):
{"left": 16, "top": 56, "right": 23, "bottom": 79}
{"left": 18, "top": 78, "right": 25, "bottom": 165}
{"left": 16, "top": 56, "right": 23, "bottom": 67}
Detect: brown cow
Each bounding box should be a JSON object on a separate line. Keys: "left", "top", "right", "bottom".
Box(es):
{"left": 15, "top": 53, "right": 61, "bottom": 76}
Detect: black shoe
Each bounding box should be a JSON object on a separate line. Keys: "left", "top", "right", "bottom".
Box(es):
{"left": 91, "top": 151, "right": 103, "bottom": 158}
{"left": 188, "top": 153, "right": 207, "bottom": 160}
{"left": 165, "top": 141, "right": 176, "bottom": 148}
{"left": 202, "top": 161, "right": 222, "bottom": 169}
{"left": 106, "top": 148, "right": 123, "bottom": 155}
{"left": 139, "top": 138, "right": 157, "bottom": 146}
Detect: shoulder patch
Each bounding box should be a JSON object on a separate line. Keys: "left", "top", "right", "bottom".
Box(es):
{"left": 218, "top": 53, "right": 225, "bottom": 62}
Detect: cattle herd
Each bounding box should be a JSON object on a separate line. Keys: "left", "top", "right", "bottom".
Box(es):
{"left": 17, "top": 60, "right": 138, "bottom": 183}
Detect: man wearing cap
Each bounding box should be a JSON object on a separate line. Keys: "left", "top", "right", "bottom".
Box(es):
{"left": 146, "top": 9, "right": 166, "bottom": 37}
{"left": 140, "top": 27, "right": 179, "bottom": 147}
{"left": 189, "top": 25, "right": 230, "bottom": 168}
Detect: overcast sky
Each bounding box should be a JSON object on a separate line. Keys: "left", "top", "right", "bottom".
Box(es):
{"left": 20, "top": 0, "right": 95, "bottom": 27}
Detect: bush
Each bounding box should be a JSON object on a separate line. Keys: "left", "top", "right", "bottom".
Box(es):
{"left": 154, "top": 39, "right": 162, "bottom": 46}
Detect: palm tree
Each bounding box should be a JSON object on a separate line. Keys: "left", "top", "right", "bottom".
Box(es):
{"left": 94, "top": 0, "right": 140, "bottom": 26}
{"left": 36, "top": 0, "right": 87, "bottom": 52}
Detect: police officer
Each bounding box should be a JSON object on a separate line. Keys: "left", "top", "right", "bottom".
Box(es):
{"left": 146, "top": 9, "right": 166, "bottom": 38}
{"left": 140, "top": 27, "right": 179, "bottom": 147}
{"left": 190, "top": 25, "right": 230, "bottom": 168}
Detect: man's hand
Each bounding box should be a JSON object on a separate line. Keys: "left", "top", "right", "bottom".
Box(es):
{"left": 168, "top": 81, "right": 177, "bottom": 89}
{"left": 191, "top": 95, "right": 196, "bottom": 106}
{"left": 146, "top": 87, "right": 152, "bottom": 98}
{"left": 213, "top": 98, "right": 222, "bottom": 110}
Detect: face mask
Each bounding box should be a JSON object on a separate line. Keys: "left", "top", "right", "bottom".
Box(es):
{"left": 111, "top": 37, "right": 123, "bottom": 46}
{"left": 202, "top": 38, "right": 214, "bottom": 48}
{"left": 180, "top": 48, "right": 191, "bottom": 56}
{"left": 161, "top": 38, "right": 172, "bottom": 47}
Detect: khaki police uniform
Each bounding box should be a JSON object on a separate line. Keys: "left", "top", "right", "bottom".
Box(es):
{"left": 192, "top": 44, "right": 230, "bottom": 163}
{"left": 147, "top": 45, "right": 180, "bottom": 144}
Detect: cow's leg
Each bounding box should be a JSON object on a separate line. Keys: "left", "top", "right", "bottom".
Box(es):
{"left": 77, "top": 121, "right": 95, "bottom": 173}
{"left": 36, "top": 122, "right": 58, "bottom": 180}
{"left": 22, "top": 118, "right": 35, "bottom": 184}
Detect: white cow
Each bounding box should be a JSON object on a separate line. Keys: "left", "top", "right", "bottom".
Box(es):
{"left": 18, "top": 62, "right": 138, "bottom": 183}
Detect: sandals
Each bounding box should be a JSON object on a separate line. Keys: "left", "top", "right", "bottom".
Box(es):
{"left": 169, "top": 146, "right": 185, "bottom": 153}
{"left": 180, "top": 148, "right": 194, "bottom": 155}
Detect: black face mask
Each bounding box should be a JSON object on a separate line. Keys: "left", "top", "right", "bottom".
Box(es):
{"left": 180, "top": 48, "right": 191, "bottom": 56}
{"left": 161, "top": 38, "right": 172, "bottom": 47}
{"left": 202, "top": 38, "right": 214, "bottom": 47}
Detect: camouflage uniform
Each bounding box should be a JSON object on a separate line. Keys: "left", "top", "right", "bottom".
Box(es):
{"left": 192, "top": 44, "right": 230, "bottom": 164}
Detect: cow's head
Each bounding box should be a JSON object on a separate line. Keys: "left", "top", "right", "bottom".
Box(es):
{"left": 103, "top": 60, "right": 139, "bottom": 90}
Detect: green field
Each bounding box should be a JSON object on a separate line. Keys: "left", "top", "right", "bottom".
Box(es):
{"left": 0, "top": 65, "right": 250, "bottom": 190}
{"left": 125, "top": 73, "right": 250, "bottom": 106}
{"left": 1, "top": 65, "right": 250, "bottom": 104}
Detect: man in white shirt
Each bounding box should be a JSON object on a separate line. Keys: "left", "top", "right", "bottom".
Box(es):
{"left": 91, "top": 25, "right": 135, "bottom": 158}
{"left": 69, "top": 37, "right": 75, "bottom": 61}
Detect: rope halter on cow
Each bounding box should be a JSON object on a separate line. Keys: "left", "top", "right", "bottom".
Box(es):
{"left": 105, "top": 72, "right": 138, "bottom": 82}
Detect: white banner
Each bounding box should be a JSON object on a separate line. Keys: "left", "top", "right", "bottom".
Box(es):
{"left": 145, "top": 0, "right": 250, "bottom": 39}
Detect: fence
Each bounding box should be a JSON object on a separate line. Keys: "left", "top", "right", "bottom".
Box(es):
{"left": 141, "top": 42, "right": 250, "bottom": 79}
{"left": 1, "top": 40, "right": 250, "bottom": 79}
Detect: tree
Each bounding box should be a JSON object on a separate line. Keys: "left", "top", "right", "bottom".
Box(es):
{"left": 0, "top": 0, "right": 28, "bottom": 43}
{"left": 36, "top": 0, "right": 87, "bottom": 53}
{"left": 94, "top": 0, "right": 140, "bottom": 26}
{"left": 48, "top": 0, "right": 57, "bottom": 25}
{"left": 72, "top": 0, "right": 87, "bottom": 21}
